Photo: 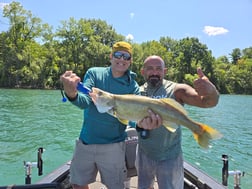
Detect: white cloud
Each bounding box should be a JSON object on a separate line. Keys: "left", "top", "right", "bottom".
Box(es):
{"left": 203, "top": 26, "right": 229, "bottom": 36}
{"left": 130, "top": 12, "right": 135, "bottom": 19}
{"left": 0, "top": 2, "right": 9, "bottom": 10}
{"left": 126, "top": 34, "right": 134, "bottom": 41}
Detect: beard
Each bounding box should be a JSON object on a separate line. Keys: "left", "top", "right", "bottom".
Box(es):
{"left": 147, "top": 75, "right": 162, "bottom": 88}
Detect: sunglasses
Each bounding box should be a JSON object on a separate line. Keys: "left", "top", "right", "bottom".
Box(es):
{"left": 113, "top": 51, "right": 131, "bottom": 61}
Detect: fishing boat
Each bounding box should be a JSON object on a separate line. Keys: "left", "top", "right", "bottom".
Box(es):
{"left": 0, "top": 160, "right": 226, "bottom": 189}
{"left": 0, "top": 128, "right": 244, "bottom": 189}
{"left": 34, "top": 160, "right": 227, "bottom": 189}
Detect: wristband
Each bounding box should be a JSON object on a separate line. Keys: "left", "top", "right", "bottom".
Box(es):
{"left": 135, "top": 123, "right": 144, "bottom": 132}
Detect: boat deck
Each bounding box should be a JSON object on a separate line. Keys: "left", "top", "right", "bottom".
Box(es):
{"left": 90, "top": 174, "right": 154, "bottom": 189}
{"left": 35, "top": 161, "right": 226, "bottom": 189}
{"left": 37, "top": 161, "right": 149, "bottom": 189}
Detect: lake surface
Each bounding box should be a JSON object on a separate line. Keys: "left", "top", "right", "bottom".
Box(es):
{"left": 0, "top": 89, "right": 251, "bottom": 188}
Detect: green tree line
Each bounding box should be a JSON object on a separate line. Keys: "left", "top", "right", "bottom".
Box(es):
{"left": 0, "top": 2, "right": 251, "bottom": 94}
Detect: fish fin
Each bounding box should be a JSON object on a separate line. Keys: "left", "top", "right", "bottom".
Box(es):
{"left": 95, "top": 105, "right": 113, "bottom": 113}
{"left": 193, "top": 123, "right": 223, "bottom": 149}
{"left": 160, "top": 98, "right": 187, "bottom": 115}
{"left": 117, "top": 118, "right": 129, "bottom": 125}
{"left": 163, "top": 121, "right": 179, "bottom": 132}
{"left": 107, "top": 109, "right": 114, "bottom": 116}
{"left": 108, "top": 109, "right": 129, "bottom": 125}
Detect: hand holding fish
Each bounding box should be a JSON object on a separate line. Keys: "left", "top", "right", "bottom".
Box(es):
{"left": 60, "top": 71, "right": 81, "bottom": 99}
{"left": 137, "top": 110, "right": 163, "bottom": 130}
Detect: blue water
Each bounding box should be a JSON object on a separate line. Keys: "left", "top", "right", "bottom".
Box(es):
{"left": 0, "top": 89, "right": 251, "bottom": 188}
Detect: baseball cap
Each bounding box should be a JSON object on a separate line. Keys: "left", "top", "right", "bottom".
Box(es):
{"left": 112, "top": 41, "right": 132, "bottom": 55}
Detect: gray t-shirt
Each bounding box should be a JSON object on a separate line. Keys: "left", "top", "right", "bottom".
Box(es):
{"left": 138, "top": 79, "right": 182, "bottom": 161}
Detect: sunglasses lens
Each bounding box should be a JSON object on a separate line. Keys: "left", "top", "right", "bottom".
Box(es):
{"left": 113, "top": 52, "right": 131, "bottom": 61}
{"left": 123, "top": 54, "right": 131, "bottom": 60}
{"left": 113, "top": 52, "right": 122, "bottom": 59}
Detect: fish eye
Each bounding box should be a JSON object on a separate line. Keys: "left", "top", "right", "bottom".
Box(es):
{"left": 98, "top": 91, "right": 103, "bottom": 96}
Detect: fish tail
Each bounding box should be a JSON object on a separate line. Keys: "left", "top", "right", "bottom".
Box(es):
{"left": 193, "top": 123, "right": 222, "bottom": 148}
{"left": 118, "top": 118, "right": 129, "bottom": 125}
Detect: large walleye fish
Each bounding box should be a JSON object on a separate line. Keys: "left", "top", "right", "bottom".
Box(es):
{"left": 89, "top": 87, "right": 222, "bottom": 148}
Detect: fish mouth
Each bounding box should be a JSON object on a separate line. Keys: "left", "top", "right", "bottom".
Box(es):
{"left": 89, "top": 92, "right": 97, "bottom": 104}
{"left": 89, "top": 88, "right": 100, "bottom": 104}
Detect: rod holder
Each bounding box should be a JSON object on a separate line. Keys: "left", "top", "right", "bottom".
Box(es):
{"left": 37, "top": 147, "right": 43, "bottom": 176}
{"left": 222, "top": 154, "right": 245, "bottom": 189}
{"left": 229, "top": 170, "right": 245, "bottom": 189}
{"left": 24, "top": 147, "right": 44, "bottom": 184}
{"left": 222, "top": 154, "right": 229, "bottom": 186}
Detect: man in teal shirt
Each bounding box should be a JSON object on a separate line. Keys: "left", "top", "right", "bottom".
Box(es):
{"left": 60, "top": 42, "right": 161, "bottom": 189}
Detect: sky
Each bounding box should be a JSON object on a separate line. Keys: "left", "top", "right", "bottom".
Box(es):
{"left": 0, "top": 0, "right": 252, "bottom": 58}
